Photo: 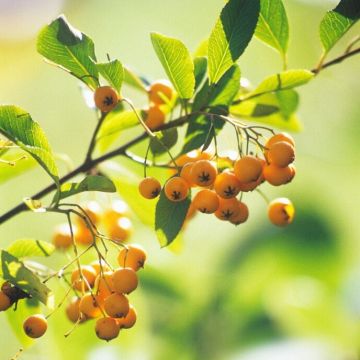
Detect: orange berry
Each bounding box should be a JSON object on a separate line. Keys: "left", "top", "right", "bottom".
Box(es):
{"left": 190, "top": 160, "right": 218, "bottom": 187}
{"left": 90, "top": 260, "right": 111, "bottom": 277}
{"left": 52, "top": 223, "right": 76, "bottom": 250}
{"left": 268, "top": 198, "right": 295, "bottom": 226}
{"left": 265, "top": 132, "right": 295, "bottom": 148}
{"left": 23, "top": 314, "right": 47, "bottom": 339}
{"left": 94, "top": 86, "right": 120, "bottom": 113}
{"left": 234, "top": 156, "right": 263, "bottom": 183}
{"left": 66, "top": 297, "right": 87, "bottom": 323}
{"left": 164, "top": 176, "right": 189, "bottom": 202}
{"left": 148, "top": 79, "right": 173, "bottom": 105}
{"left": 192, "top": 189, "right": 219, "bottom": 214}
{"left": 75, "top": 223, "right": 94, "bottom": 245}
{"left": 107, "top": 217, "right": 133, "bottom": 243}
{"left": 104, "top": 293, "right": 130, "bottom": 318}
{"left": 214, "top": 171, "right": 241, "bottom": 198}
{"left": 79, "top": 294, "right": 102, "bottom": 318}
{"left": 139, "top": 177, "right": 161, "bottom": 199}
{"left": 230, "top": 202, "right": 249, "bottom": 225}
{"left": 79, "top": 201, "right": 102, "bottom": 226}
{"left": 185, "top": 202, "right": 197, "bottom": 221}
{"left": 214, "top": 198, "right": 240, "bottom": 221}
{"left": 117, "top": 244, "right": 147, "bottom": 271}
{"left": 263, "top": 164, "right": 296, "bottom": 186}
{"left": 268, "top": 141, "right": 295, "bottom": 168}
{"left": 95, "top": 317, "right": 120, "bottom": 341}
{"left": 144, "top": 105, "right": 166, "bottom": 130}
{"left": 71, "top": 266, "right": 97, "bottom": 292}
{"left": 95, "top": 272, "right": 115, "bottom": 301}
{"left": 180, "top": 163, "right": 195, "bottom": 187}
{"left": 102, "top": 200, "right": 130, "bottom": 231}
{"left": 117, "top": 305, "right": 137, "bottom": 329}
{"left": 112, "top": 267, "right": 138, "bottom": 294}
{"left": 0, "top": 291, "right": 12, "bottom": 311}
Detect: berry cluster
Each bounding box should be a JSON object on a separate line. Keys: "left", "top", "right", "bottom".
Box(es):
{"left": 52, "top": 200, "right": 133, "bottom": 249}
{"left": 66, "top": 244, "right": 146, "bottom": 341}
{"left": 139, "top": 132, "right": 296, "bottom": 227}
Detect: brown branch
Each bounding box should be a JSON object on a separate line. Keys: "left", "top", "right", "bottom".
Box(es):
{"left": 312, "top": 47, "right": 360, "bottom": 74}
{"left": 0, "top": 115, "right": 189, "bottom": 225}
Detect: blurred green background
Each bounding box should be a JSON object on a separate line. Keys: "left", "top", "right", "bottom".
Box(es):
{"left": 1, "top": 0, "right": 360, "bottom": 359}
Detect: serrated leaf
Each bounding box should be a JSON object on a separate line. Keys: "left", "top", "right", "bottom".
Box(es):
{"left": 150, "top": 128, "right": 178, "bottom": 155}
{"left": 182, "top": 65, "right": 240, "bottom": 154}
{"left": 123, "top": 66, "right": 148, "bottom": 92}
{"left": 96, "top": 109, "right": 140, "bottom": 153}
{"left": 7, "top": 239, "right": 55, "bottom": 258}
{"left": 255, "top": 0, "right": 289, "bottom": 59}
{"left": 37, "top": 15, "right": 99, "bottom": 90}
{"left": 194, "top": 57, "right": 208, "bottom": 91}
{"left": 151, "top": 32, "right": 195, "bottom": 99}
{"left": 155, "top": 190, "right": 191, "bottom": 247}
{"left": 244, "top": 69, "right": 313, "bottom": 99}
{"left": 0, "top": 106, "right": 59, "bottom": 186}
{"left": 0, "top": 151, "right": 37, "bottom": 185}
{"left": 320, "top": 0, "right": 360, "bottom": 53}
{"left": 0, "top": 250, "right": 53, "bottom": 307}
{"left": 208, "top": 0, "right": 260, "bottom": 84}
{"left": 7, "top": 298, "right": 41, "bottom": 346}
{"left": 59, "top": 175, "right": 116, "bottom": 200}
{"left": 96, "top": 59, "right": 124, "bottom": 93}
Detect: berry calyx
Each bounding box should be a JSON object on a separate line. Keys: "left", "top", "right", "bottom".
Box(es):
{"left": 268, "top": 198, "right": 295, "bottom": 226}
{"left": 190, "top": 160, "right": 218, "bottom": 187}
{"left": 214, "top": 171, "right": 241, "bottom": 198}
{"left": 117, "top": 305, "right": 137, "bottom": 329}
{"left": 230, "top": 202, "right": 249, "bottom": 225}
{"left": 192, "top": 189, "right": 219, "bottom": 214}
{"left": 117, "top": 244, "right": 147, "bottom": 271}
{"left": 104, "top": 293, "right": 130, "bottom": 318}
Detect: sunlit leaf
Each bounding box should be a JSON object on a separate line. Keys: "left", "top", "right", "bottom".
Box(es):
{"left": 123, "top": 66, "right": 148, "bottom": 92}
{"left": 320, "top": 0, "right": 360, "bottom": 53}
{"left": 0, "top": 250, "right": 54, "bottom": 307}
{"left": 96, "top": 59, "right": 124, "bottom": 93}
{"left": 208, "top": 0, "right": 260, "bottom": 84}
{"left": 37, "top": 15, "right": 98, "bottom": 89}
{"left": 151, "top": 32, "right": 195, "bottom": 99}
{"left": 0, "top": 106, "right": 59, "bottom": 186}
{"left": 7, "top": 239, "right": 55, "bottom": 258}
{"left": 255, "top": 0, "right": 289, "bottom": 59}
{"left": 58, "top": 175, "right": 116, "bottom": 200}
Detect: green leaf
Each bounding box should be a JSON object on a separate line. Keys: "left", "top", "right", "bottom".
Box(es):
{"left": 7, "top": 298, "right": 41, "bottom": 346}
{"left": 7, "top": 239, "right": 55, "bottom": 258}
{"left": 150, "top": 128, "right": 178, "bottom": 155}
{"left": 231, "top": 91, "right": 302, "bottom": 131}
{"left": 59, "top": 175, "right": 116, "bottom": 200}
{"left": 96, "top": 109, "right": 140, "bottom": 153}
{"left": 255, "top": 0, "right": 289, "bottom": 59}
{"left": 96, "top": 59, "right": 124, "bottom": 93}
{"left": 113, "top": 176, "right": 156, "bottom": 226}
{"left": 155, "top": 190, "right": 191, "bottom": 247}
{"left": 0, "top": 106, "right": 59, "bottom": 186}
{"left": 0, "top": 250, "right": 54, "bottom": 307}
{"left": 123, "top": 66, "right": 148, "bottom": 92}
{"left": 244, "top": 69, "right": 314, "bottom": 99}
{"left": 0, "top": 151, "right": 37, "bottom": 185}
{"left": 194, "top": 57, "right": 208, "bottom": 91}
{"left": 194, "top": 38, "right": 209, "bottom": 57}
{"left": 208, "top": 0, "right": 260, "bottom": 84}
{"left": 182, "top": 65, "right": 240, "bottom": 154}
{"left": 150, "top": 32, "right": 195, "bottom": 99}
{"left": 320, "top": 0, "right": 360, "bottom": 53}
{"left": 37, "top": 15, "right": 99, "bottom": 90}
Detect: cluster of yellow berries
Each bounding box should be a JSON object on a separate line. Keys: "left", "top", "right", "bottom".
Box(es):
{"left": 139, "top": 132, "right": 296, "bottom": 227}
{"left": 0, "top": 245, "right": 146, "bottom": 341}
{"left": 65, "top": 244, "right": 146, "bottom": 341}
{"left": 93, "top": 79, "right": 174, "bottom": 131}
{"left": 52, "top": 200, "right": 133, "bottom": 249}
